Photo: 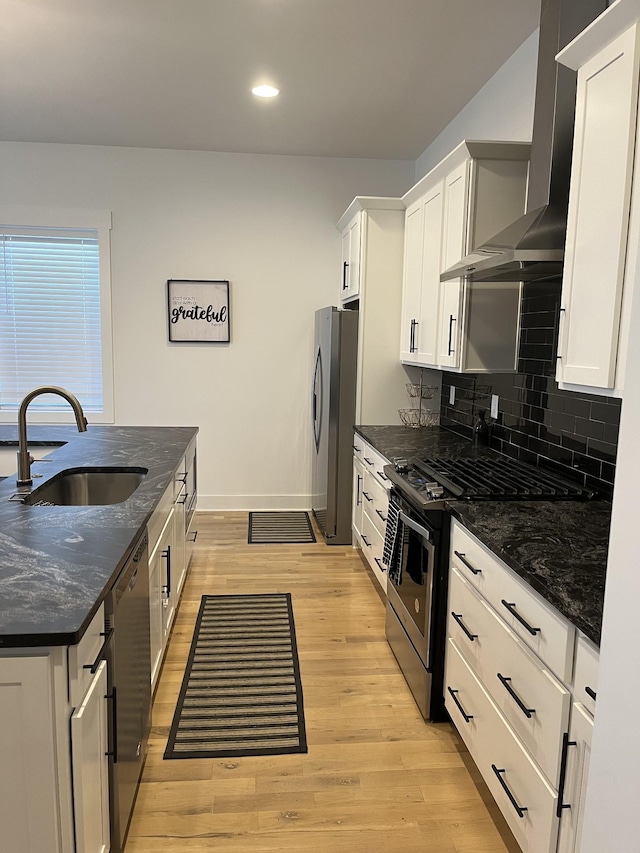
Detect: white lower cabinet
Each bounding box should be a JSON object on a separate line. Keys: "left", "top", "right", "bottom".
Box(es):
{"left": 445, "top": 520, "right": 599, "bottom": 853}
{"left": 71, "top": 659, "right": 110, "bottom": 853}
{"left": 352, "top": 434, "right": 390, "bottom": 592}
{"left": 556, "top": 703, "right": 594, "bottom": 853}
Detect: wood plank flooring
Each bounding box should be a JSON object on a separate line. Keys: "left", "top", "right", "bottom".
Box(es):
{"left": 125, "top": 512, "right": 520, "bottom": 853}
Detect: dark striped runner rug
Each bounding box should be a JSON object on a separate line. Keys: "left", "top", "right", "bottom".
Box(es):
{"left": 164, "top": 594, "right": 307, "bottom": 759}
{"left": 248, "top": 511, "right": 316, "bottom": 544}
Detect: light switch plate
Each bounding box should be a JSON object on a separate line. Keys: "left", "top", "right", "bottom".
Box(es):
{"left": 490, "top": 394, "right": 499, "bottom": 419}
{"left": 449, "top": 386, "right": 456, "bottom": 405}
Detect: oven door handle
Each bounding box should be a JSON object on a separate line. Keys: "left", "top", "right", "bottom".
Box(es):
{"left": 398, "top": 511, "right": 431, "bottom": 542}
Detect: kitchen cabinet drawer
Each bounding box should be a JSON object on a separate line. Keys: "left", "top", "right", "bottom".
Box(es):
{"left": 451, "top": 521, "right": 575, "bottom": 682}
{"left": 445, "top": 638, "right": 559, "bottom": 853}
{"left": 352, "top": 434, "right": 365, "bottom": 462}
{"left": 360, "top": 511, "right": 387, "bottom": 592}
{"left": 68, "top": 603, "right": 106, "bottom": 707}
{"left": 360, "top": 443, "right": 391, "bottom": 488}
{"left": 448, "top": 568, "right": 570, "bottom": 786}
{"left": 362, "top": 469, "right": 388, "bottom": 538}
{"left": 572, "top": 634, "right": 599, "bottom": 716}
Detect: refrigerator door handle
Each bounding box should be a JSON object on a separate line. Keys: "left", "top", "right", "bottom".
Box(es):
{"left": 312, "top": 347, "right": 323, "bottom": 452}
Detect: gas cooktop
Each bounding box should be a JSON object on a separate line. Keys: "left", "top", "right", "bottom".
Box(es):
{"left": 384, "top": 453, "right": 596, "bottom": 511}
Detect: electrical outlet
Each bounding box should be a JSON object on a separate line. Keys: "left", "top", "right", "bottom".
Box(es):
{"left": 490, "top": 394, "right": 499, "bottom": 419}
{"left": 449, "top": 386, "right": 455, "bottom": 405}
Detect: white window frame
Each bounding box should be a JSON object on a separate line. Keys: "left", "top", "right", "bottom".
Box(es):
{"left": 0, "top": 205, "right": 115, "bottom": 424}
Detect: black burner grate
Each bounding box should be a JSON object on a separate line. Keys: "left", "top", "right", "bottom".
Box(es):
{"left": 412, "top": 456, "right": 594, "bottom": 500}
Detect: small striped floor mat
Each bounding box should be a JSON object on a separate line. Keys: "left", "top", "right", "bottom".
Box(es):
{"left": 248, "top": 511, "right": 316, "bottom": 544}
{"left": 164, "top": 594, "right": 307, "bottom": 759}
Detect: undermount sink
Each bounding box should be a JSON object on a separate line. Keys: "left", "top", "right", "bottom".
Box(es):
{"left": 23, "top": 467, "right": 148, "bottom": 506}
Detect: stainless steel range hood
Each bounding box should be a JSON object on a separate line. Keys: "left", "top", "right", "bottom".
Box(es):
{"left": 441, "top": 0, "right": 608, "bottom": 284}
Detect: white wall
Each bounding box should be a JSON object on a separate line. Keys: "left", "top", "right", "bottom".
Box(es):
{"left": 0, "top": 142, "right": 414, "bottom": 508}
{"left": 414, "top": 30, "right": 538, "bottom": 180}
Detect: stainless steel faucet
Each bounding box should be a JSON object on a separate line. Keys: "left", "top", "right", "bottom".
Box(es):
{"left": 17, "top": 386, "right": 88, "bottom": 485}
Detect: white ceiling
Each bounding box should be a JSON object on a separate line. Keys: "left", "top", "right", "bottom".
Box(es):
{"left": 1, "top": 0, "right": 540, "bottom": 160}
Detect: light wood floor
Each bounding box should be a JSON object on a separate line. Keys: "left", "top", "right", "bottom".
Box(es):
{"left": 125, "top": 512, "right": 520, "bottom": 853}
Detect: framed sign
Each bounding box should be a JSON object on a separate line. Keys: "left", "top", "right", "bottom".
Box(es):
{"left": 167, "top": 279, "right": 230, "bottom": 342}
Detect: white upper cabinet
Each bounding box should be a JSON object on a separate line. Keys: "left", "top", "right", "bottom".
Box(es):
{"left": 557, "top": 5, "right": 640, "bottom": 396}
{"left": 336, "top": 197, "right": 413, "bottom": 424}
{"left": 399, "top": 140, "right": 530, "bottom": 373}
{"left": 339, "top": 211, "right": 362, "bottom": 302}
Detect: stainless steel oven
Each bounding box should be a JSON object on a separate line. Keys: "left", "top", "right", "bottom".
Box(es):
{"left": 385, "top": 490, "right": 450, "bottom": 722}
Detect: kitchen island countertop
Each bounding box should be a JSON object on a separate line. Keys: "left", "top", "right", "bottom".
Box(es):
{"left": 0, "top": 424, "right": 197, "bottom": 648}
{"left": 355, "top": 424, "right": 611, "bottom": 645}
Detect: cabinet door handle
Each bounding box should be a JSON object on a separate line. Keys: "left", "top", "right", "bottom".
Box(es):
{"left": 451, "top": 612, "right": 478, "bottom": 642}
{"left": 83, "top": 627, "right": 114, "bottom": 675}
{"left": 447, "top": 314, "right": 456, "bottom": 356}
{"left": 356, "top": 474, "right": 362, "bottom": 506}
{"left": 497, "top": 673, "right": 536, "bottom": 718}
{"left": 447, "top": 687, "right": 473, "bottom": 723}
{"left": 105, "top": 686, "right": 118, "bottom": 764}
{"left": 362, "top": 491, "right": 373, "bottom": 502}
{"left": 556, "top": 732, "right": 578, "bottom": 818}
{"left": 491, "top": 765, "right": 527, "bottom": 818}
{"left": 162, "top": 546, "right": 171, "bottom": 595}
{"left": 410, "top": 319, "right": 418, "bottom": 352}
{"left": 454, "top": 550, "right": 481, "bottom": 575}
{"left": 363, "top": 457, "right": 374, "bottom": 466}
{"left": 376, "top": 509, "right": 388, "bottom": 522}
{"left": 188, "top": 530, "right": 198, "bottom": 543}
{"left": 377, "top": 470, "right": 389, "bottom": 481}
{"left": 501, "top": 600, "right": 540, "bottom": 635}
{"left": 342, "top": 261, "right": 349, "bottom": 290}
{"left": 585, "top": 685, "right": 597, "bottom": 701}
{"left": 361, "top": 535, "right": 371, "bottom": 547}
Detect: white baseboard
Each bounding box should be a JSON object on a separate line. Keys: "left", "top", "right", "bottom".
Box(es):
{"left": 197, "top": 494, "right": 312, "bottom": 512}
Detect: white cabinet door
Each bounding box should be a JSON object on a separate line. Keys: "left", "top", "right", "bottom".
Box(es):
{"left": 556, "top": 703, "right": 594, "bottom": 853}
{"left": 341, "top": 213, "right": 361, "bottom": 302}
{"left": 438, "top": 160, "right": 469, "bottom": 368}
{"left": 70, "top": 660, "right": 110, "bottom": 853}
{"left": 149, "top": 542, "right": 164, "bottom": 691}
{"left": 352, "top": 455, "right": 365, "bottom": 539}
{"left": 0, "top": 656, "right": 60, "bottom": 853}
{"left": 558, "top": 24, "right": 640, "bottom": 390}
{"left": 400, "top": 201, "right": 425, "bottom": 361}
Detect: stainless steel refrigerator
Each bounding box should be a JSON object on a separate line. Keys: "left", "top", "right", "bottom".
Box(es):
{"left": 311, "top": 306, "right": 358, "bottom": 545}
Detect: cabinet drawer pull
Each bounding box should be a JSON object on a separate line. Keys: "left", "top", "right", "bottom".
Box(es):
{"left": 454, "top": 550, "right": 481, "bottom": 575}
{"left": 376, "top": 470, "right": 389, "bottom": 481}
{"left": 447, "top": 687, "right": 473, "bottom": 723}
{"left": 497, "top": 673, "right": 536, "bottom": 718}
{"left": 491, "top": 765, "right": 527, "bottom": 818}
{"left": 451, "top": 612, "right": 478, "bottom": 642}
{"left": 501, "top": 600, "right": 540, "bottom": 635}
{"left": 352, "top": 445, "right": 361, "bottom": 453}
{"left": 361, "top": 535, "right": 371, "bottom": 547}
{"left": 362, "top": 491, "right": 373, "bottom": 502}
{"left": 556, "top": 732, "right": 578, "bottom": 818}
{"left": 585, "top": 685, "right": 597, "bottom": 701}
{"left": 374, "top": 557, "right": 384, "bottom": 570}
{"left": 83, "top": 627, "right": 114, "bottom": 675}
{"left": 342, "top": 261, "right": 349, "bottom": 290}
{"left": 363, "top": 457, "right": 374, "bottom": 466}
{"left": 375, "top": 509, "right": 388, "bottom": 522}
{"left": 188, "top": 530, "right": 198, "bottom": 543}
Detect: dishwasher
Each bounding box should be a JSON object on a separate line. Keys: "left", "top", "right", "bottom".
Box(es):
{"left": 105, "top": 530, "right": 151, "bottom": 853}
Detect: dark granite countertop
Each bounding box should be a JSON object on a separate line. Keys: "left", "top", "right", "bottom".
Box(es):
{"left": 0, "top": 424, "right": 197, "bottom": 648}
{"left": 355, "top": 425, "right": 610, "bottom": 646}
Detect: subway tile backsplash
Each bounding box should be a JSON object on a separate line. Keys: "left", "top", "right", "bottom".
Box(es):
{"left": 440, "top": 280, "right": 620, "bottom": 497}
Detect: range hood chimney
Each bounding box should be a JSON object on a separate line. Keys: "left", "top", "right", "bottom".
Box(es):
{"left": 441, "top": 0, "right": 608, "bottom": 284}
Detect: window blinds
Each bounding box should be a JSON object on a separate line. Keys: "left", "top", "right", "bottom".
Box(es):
{"left": 0, "top": 227, "right": 104, "bottom": 412}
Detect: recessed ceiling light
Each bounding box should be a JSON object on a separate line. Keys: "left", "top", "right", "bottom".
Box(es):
{"left": 252, "top": 85, "right": 280, "bottom": 98}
